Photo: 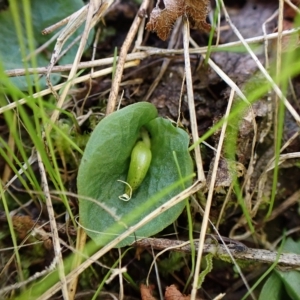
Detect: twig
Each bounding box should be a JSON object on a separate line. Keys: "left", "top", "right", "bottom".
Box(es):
{"left": 135, "top": 238, "right": 300, "bottom": 269}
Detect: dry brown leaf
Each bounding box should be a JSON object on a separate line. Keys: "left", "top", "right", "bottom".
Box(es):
{"left": 140, "top": 283, "right": 157, "bottom": 300}
{"left": 185, "top": 0, "right": 211, "bottom": 32}
{"left": 165, "top": 284, "right": 190, "bottom": 300}
{"left": 146, "top": 0, "right": 211, "bottom": 40}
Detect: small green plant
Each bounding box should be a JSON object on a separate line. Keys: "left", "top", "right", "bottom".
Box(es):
{"left": 259, "top": 238, "right": 300, "bottom": 300}
{"left": 77, "top": 102, "right": 194, "bottom": 247}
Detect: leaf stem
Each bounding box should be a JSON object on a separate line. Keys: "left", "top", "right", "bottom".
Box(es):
{"left": 140, "top": 127, "right": 151, "bottom": 148}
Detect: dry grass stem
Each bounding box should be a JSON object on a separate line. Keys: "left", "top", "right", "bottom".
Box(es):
{"left": 285, "top": 0, "right": 300, "bottom": 14}
{"left": 191, "top": 89, "right": 254, "bottom": 299}
{"left": 0, "top": 61, "right": 139, "bottom": 115}
{"left": 106, "top": 0, "right": 151, "bottom": 114}
{"left": 68, "top": 227, "right": 87, "bottom": 299}
{"left": 36, "top": 151, "right": 68, "bottom": 299}
{"left": 48, "top": 0, "right": 114, "bottom": 126}
{"left": 145, "top": 18, "right": 182, "bottom": 101}
{"left": 220, "top": 0, "right": 300, "bottom": 125}
{"left": 5, "top": 27, "right": 300, "bottom": 78}
{"left": 182, "top": 18, "right": 205, "bottom": 182}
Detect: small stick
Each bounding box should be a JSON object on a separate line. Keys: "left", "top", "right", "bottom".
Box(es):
{"left": 135, "top": 237, "right": 300, "bottom": 269}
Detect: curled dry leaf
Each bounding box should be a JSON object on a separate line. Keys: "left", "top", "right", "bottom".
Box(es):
{"left": 146, "top": 0, "right": 211, "bottom": 40}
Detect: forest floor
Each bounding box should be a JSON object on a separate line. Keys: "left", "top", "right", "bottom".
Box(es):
{"left": 1, "top": 0, "right": 300, "bottom": 299}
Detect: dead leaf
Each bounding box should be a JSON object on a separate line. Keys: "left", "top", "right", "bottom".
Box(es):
{"left": 165, "top": 284, "right": 190, "bottom": 300}
{"left": 146, "top": 0, "right": 211, "bottom": 40}
{"left": 140, "top": 283, "right": 157, "bottom": 300}
{"left": 185, "top": 0, "right": 211, "bottom": 32}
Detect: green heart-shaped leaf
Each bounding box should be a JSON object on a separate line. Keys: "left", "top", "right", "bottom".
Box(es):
{"left": 78, "top": 102, "right": 194, "bottom": 247}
